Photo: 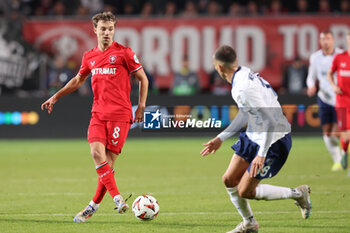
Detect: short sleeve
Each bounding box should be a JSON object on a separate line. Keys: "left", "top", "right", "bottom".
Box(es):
{"left": 78, "top": 52, "right": 91, "bottom": 76}
{"left": 124, "top": 47, "right": 142, "bottom": 74}
{"left": 330, "top": 54, "right": 339, "bottom": 73}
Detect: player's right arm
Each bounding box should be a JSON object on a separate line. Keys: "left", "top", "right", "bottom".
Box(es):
{"left": 41, "top": 74, "right": 89, "bottom": 114}
{"left": 200, "top": 109, "right": 248, "bottom": 156}
{"left": 327, "top": 54, "right": 343, "bottom": 95}
{"left": 306, "top": 53, "right": 317, "bottom": 97}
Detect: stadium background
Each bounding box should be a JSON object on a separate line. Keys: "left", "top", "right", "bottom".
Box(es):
{"left": 1, "top": 1, "right": 350, "bottom": 233}
{"left": 2, "top": 0, "right": 349, "bottom": 138}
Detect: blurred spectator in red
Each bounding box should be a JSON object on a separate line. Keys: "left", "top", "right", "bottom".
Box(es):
{"left": 318, "top": 0, "right": 331, "bottom": 14}
{"left": 170, "top": 56, "right": 200, "bottom": 96}
{"left": 339, "top": 0, "right": 350, "bottom": 13}
{"left": 228, "top": 2, "right": 244, "bottom": 16}
{"left": 296, "top": 0, "right": 309, "bottom": 14}
{"left": 164, "top": 1, "right": 177, "bottom": 16}
{"left": 210, "top": 70, "right": 230, "bottom": 95}
{"left": 207, "top": 1, "right": 222, "bottom": 16}
{"left": 246, "top": 0, "right": 259, "bottom": 15}
{"left": 182, "top": 0, "right": 198, "bottom": 17}
{"left": 268, "top": 0, "right": 288, "bottom": 15}
{"left": 141, "top": 2, "right": 154, "bottom": 17}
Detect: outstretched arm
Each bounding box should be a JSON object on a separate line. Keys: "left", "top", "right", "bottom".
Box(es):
{"left": 41, "top": 74, "right": 88, "bottom": 114}
{"left": 133, "top": 69, "right": 149, "bottom": 123}
{"left": 200, "top": 109, "right": 248, "bottom": 156}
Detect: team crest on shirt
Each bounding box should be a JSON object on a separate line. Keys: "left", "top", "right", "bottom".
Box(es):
{"left": 109, "top": 55, "right": 117, "bottom": 64}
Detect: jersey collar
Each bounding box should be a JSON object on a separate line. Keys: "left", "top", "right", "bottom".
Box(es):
{"left": 97, "top": 41, "right": 116, "bottom": 53}
{"left": 322, "top": 48, "right": 335, "bottom": 56}
{"left": 231, "top": 66, "right": 241, "bottom": 86}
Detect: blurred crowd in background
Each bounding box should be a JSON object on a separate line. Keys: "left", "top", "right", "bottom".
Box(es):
{"left": 1, "top": 0, "right": 350, "bottom": 17}
{"left": 0, "top": 0, "right": 348, "bottom": 97}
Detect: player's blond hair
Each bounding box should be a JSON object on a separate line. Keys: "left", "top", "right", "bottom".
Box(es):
{"left": 92, "top": 12, "right": 116, "bottom": 28}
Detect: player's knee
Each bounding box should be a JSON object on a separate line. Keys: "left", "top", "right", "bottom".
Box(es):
{"left": 222, "top": 174, "right": 239, "bottom": 188}
{"left": 238, "top": 188, "right": 254, "bottom": 199}
{"left": 91, "top": 149, "right": 103, "bottom": 162}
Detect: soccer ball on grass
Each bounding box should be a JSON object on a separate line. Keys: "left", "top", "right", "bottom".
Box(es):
{"left": 132, "top": 195, "right": 159, "bottom": 221}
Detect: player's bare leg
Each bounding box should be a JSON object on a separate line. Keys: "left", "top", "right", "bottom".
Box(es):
{"left": 322, "top": 123, "right": 342, "bottom": 171}
{"left": 223, "top": 155, "right": 259, "bottom": 233}
{"left": 237, "top": 168, "right": 311, "bottom": 219}
{"left": 222, "top": 154, "right": 249, "bottom": 187}
{"left": 106, "top": 150, "right": 129, "bottom": 213}
{"left": 90, "top": 141, "right": 108, "bottom": 166}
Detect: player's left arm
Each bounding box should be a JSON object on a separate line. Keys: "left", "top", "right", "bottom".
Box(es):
{"left": 133, "top": 69, "right": 149, "bottom": 123}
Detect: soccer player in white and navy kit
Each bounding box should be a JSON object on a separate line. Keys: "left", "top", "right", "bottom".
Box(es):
{"left": 201, "top": 45, "right": 311, "bottom": 233}
{"left": 306, "top": 30, "right": 344, "bottom": 171}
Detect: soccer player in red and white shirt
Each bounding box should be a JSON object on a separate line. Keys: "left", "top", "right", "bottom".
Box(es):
{"left": 328, "top": 32, "right": 350, "bottom": 175}
{"left": 41, "top": 12, "right": 149, "bottom": 222}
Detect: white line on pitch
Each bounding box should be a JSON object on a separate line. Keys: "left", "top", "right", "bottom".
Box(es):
{"left": 0, "top": 210, "right": 349, "bottom": 217}
{"left": 0, "top": 191, "right": 337, "bottom": 196}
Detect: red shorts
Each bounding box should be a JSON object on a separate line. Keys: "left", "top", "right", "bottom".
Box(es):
{"left": 336, "top": 95, "right": 350, "bottom": 130}
{"left": 88, "top": 113, "right": 131, "bottom": 154}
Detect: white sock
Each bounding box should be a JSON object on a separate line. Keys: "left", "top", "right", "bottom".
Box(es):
{"left": 226, "top": 187, "right": 254, "bottom": 224}
{"left": 255, "top": 184, "right": 301, "bottom": 200}
{"left": 89, "top": 200, "right": 99, "bottom": 210}
{"left": 323, "top": 135, "right": 341, "bottom": 163}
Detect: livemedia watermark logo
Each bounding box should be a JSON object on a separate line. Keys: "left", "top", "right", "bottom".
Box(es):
{"left": 143, "top": 109, "right": 222, "bottom": 130}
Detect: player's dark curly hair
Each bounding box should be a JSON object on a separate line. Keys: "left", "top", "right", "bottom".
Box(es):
{"left": 92, "top": 11, "right": 116, "bottom": 28}
{"left": 214, "top": 45, "right": 237, "bottom": 65}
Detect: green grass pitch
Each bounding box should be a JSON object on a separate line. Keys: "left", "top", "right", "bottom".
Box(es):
{"left": 0, "top": 136, "right": 349, "bottom": 233}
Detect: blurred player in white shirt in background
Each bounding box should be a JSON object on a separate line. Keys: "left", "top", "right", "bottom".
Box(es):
{"left": 306, "top": 30, "right": 345, "bottom": 171}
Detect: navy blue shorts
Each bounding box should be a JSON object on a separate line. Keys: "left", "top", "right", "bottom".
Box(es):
{"left": 317, "top": 97, "right": 337, "bottom": 125}
{"left": 231, "top": 132, "right": 292, "bottom": 180}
